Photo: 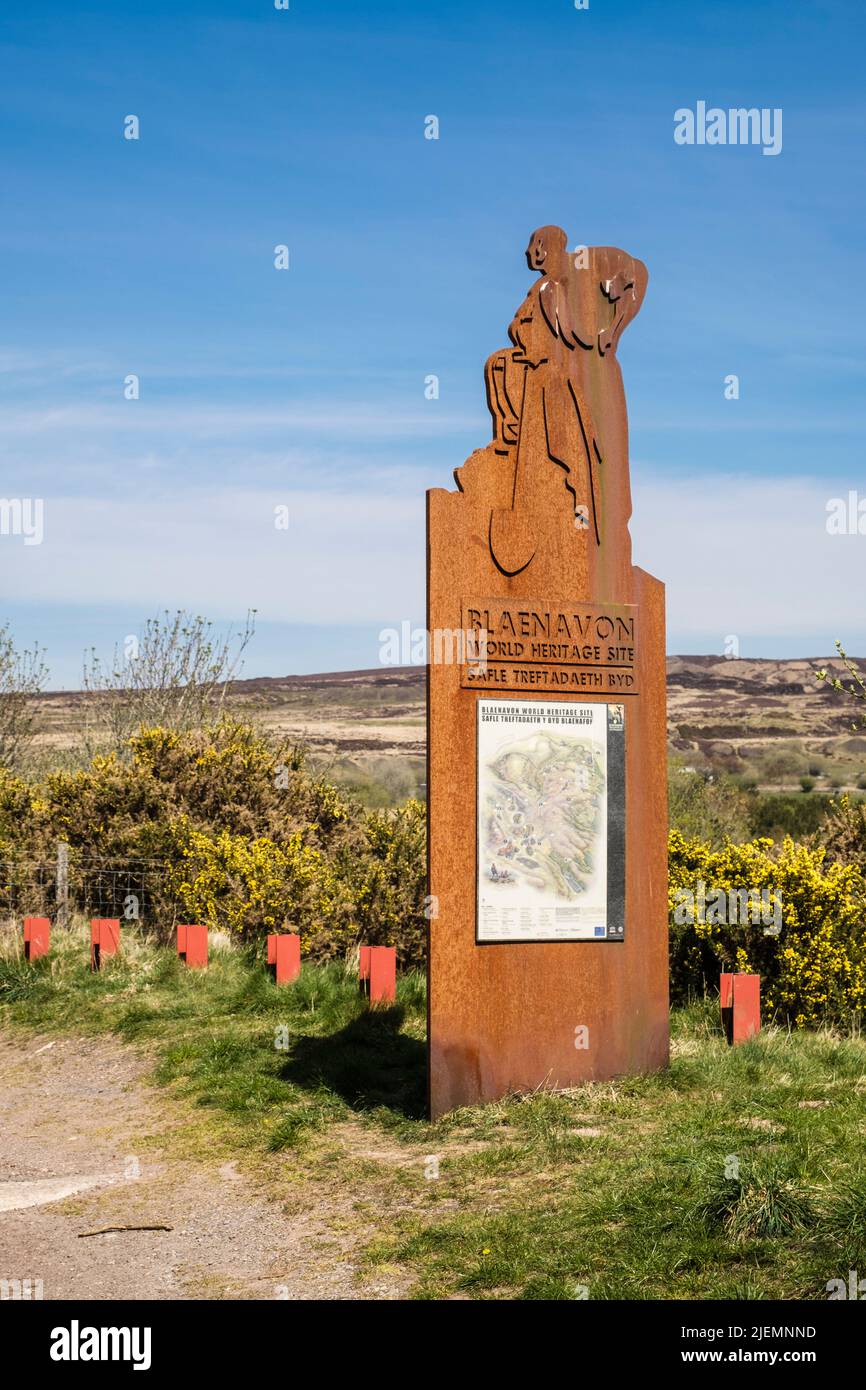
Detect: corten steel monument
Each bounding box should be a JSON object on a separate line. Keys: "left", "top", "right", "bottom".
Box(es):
{"left": 427, "top": 225, "right": 668, "bottom": 1117}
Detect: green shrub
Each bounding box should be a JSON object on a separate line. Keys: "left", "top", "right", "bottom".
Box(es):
{"left": 750, "top": 792, "right": 831, "bottom": 840}
{"left": 668, "top": 762, "right": 753, "bottom": 844}
{"left": 818, "top": 796, "right": 866, "bottom": 873}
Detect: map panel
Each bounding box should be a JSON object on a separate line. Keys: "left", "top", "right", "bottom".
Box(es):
{"left": 476, "top": 699, "right": 625, "bottom": 942}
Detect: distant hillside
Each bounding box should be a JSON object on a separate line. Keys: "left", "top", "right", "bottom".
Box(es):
{"left": 665, "top": 655, "right": 866, "bottom": 792}
{"left": 27, "top": 656, "right": 866, "bottom": 800}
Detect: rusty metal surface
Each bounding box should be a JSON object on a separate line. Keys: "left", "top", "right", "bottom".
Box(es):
{"left": 427, "top": 227, "right": 668, "bottom": 1117}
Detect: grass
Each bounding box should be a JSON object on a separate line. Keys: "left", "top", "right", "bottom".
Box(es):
{"left": 2, "top": 921, "right": 866, "bottom": 1300}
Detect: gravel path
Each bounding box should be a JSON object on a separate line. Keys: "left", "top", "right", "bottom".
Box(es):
{"left": 0, "top": 1031, "right": 395, "bottom": 1301}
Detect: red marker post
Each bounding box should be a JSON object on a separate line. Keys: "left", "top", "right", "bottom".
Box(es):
{"left": 368, "top": 946, "right": 396, "bottom": 1005}
{"left": 91, "top": 919, "right": 121, "bottom": 971}
{"left": 267, "top": 933, "right": 301, "bottom": 985}
{"left": 23, "top": 916, "right": 50, "bottom": 961}
{"left": 720, "top": 972, "right": 761, "bottom": 1045}
{"left": 178, "top": 923, "right": 208, "bottom": 969}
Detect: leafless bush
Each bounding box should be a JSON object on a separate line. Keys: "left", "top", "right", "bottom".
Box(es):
{"left": 0, "top": 623, "right": 48, "bottom": 770}
{"left": 81, "top": 608, "right": 256, "bottom": 755}
{"left": 817, "top": 642, "right": 866, "bottom": 728}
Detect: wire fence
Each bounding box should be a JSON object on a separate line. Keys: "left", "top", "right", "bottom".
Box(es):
{"left": 0, "top": 848, "right": 176, "bottom": 931}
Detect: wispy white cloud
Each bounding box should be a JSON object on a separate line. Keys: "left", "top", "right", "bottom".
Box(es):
{"left": 1, "top": 474, "right": 861, "bottom": 656}
{"left": 636, "top": 413, "right": 866, "bottom": 434}
{"left": 633, "top": 472, "right": 866, "bottom": 644}
{"left": 0, "top": 488, "right": 425, "bottom": 625}
{"left": 0, "top": 402, "right": 475, "bottom": 441}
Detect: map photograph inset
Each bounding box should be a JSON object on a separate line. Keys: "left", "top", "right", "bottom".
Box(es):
{"left": 481, "top": 727, "right": 605, "bottom": 900}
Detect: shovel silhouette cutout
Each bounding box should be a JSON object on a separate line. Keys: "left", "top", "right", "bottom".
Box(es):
{"left": 489, "top": 372, "right": 538, "bottom": 576}
{"left": 489, "top": 504, "right": 537, "bottom": 576}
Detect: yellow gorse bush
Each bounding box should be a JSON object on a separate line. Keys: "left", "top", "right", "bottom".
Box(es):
{"left": 164, "top": 797, "right": 429, "bottom": 967}
{"left": 8, "top": 713, "right": 866, "bottom": 1018}
{"left": 166, "top": 818, "right": 352, "bottom": 953}
{"left": 0, "top": 720, "right": 427, "bottom": 960}
{"left": 668, "top": 830, "right": 866, "bottom": 1027}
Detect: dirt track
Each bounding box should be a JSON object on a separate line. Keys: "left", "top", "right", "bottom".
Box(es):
{"left": 0, "top": 1031, "right": 398, "bottom": 1301}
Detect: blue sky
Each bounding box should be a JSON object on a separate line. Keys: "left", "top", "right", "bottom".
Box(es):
{"left": 1, "top": 0, "right": 865, "bottom": 687}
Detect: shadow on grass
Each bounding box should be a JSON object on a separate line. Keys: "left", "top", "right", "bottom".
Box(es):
{"left": 280, "top": 1005, "right": 426, "bottom": 1119}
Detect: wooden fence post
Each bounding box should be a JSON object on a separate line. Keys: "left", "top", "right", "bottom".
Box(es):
{"left": 56, "top": 842, "right": 69, "bottom": 930}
